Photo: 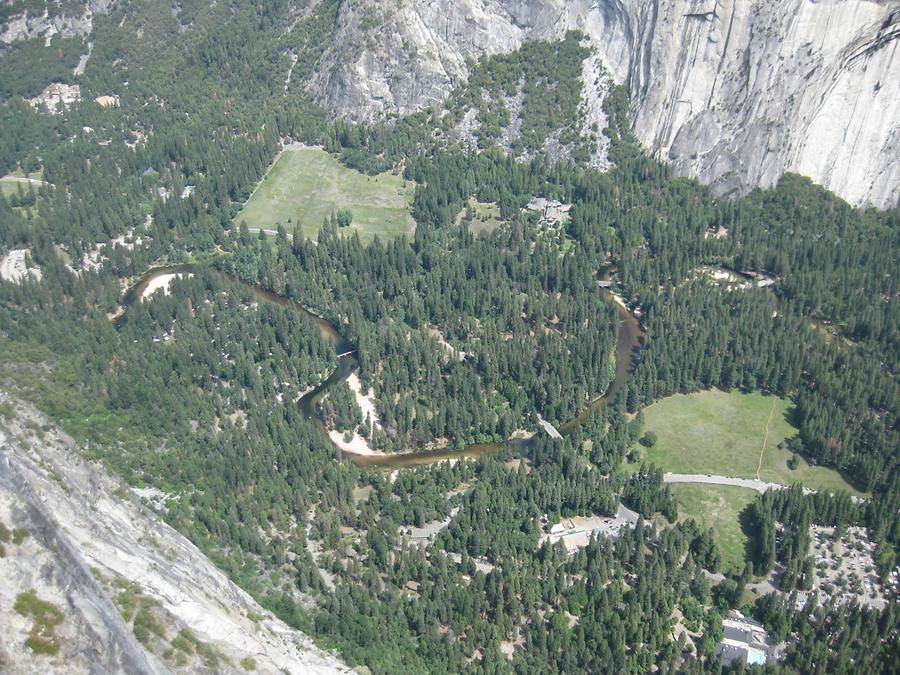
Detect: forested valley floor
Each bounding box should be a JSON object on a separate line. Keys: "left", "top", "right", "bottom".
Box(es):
{"left": 0, "top": 3, "right": 898, "bottom": 673}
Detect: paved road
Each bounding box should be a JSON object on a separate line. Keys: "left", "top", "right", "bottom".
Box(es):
{"left": 663, "top": 473, "right": 783, "bottom": 493}
{"left": 0, "top": 175, "right": 47, "bottom": 186}
{"left": 663, "top": 473, "right": 864, "bottom": 502}
{"left": 246, "top": 227, "right": 320, "bottom": 246}
{"left": 247, "top": 227, "right": 293, "bottom": 239}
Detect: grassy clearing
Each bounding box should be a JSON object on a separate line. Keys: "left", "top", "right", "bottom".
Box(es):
{"left": 672, "top": 484, "right": 757, "bottom": 575}
{"left": 9, "top": 167, "right": 43, "bottom": 180}
{"left": 1, "top": 180, "right": 19, "bottom": 198}
{"left": 1, "top": 177, "right": 38, "bottom": 197}
{"left": 456, "top": 198, "right": 504, "bottom": 237}
{"left": 235, "top": 147, "right": 414, "bottom": 243}
{"left": 630, "top": 389, "right": 859, "bottom": 495}
{"left": 1, "top": 175, "right": 41, "bottom": 217}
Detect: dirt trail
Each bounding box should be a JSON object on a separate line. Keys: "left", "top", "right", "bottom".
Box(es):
{"left": 756, "top": 397, "right": 778, "bottom": 480}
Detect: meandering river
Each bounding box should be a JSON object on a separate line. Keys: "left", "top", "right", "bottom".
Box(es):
{"left": 121, "top": 265, "right": 644, "bottom": 469}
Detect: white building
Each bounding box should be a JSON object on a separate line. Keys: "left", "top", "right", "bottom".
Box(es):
{"left": 716, "top": 611, "right": 771, "bottom": 666}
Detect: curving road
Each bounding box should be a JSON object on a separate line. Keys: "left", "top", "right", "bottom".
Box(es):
{"left": 663, "top": 472, "right": 781, "bottom": 493}
{"left": 663, "top": 473, "right": 865, "bottom": 502}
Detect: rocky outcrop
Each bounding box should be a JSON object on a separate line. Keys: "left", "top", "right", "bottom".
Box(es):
{"left": 0, "top": 451, "right": 162, "bottom": 674}
{"left": 313, "top": 0, "right": 900, "bottom": 208}
{"left": 312, "top": 0, "right": 531, "bottom": 119}
{"left": 0, "top": 1, "right": 114, "bottom": 44}
{"left": 0, "top": 393, "right": 350, "bottom": 674}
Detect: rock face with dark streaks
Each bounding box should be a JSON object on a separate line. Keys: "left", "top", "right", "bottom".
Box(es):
{"left": 313, "top": 0, "right": 900, "bottom": 208}
{"left": 592, "top": 0, "right": 900, "bottom": 208}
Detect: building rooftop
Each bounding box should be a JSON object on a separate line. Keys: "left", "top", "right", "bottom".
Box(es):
{"left": 716, "top": 611, "right": 771, "bottom": 666}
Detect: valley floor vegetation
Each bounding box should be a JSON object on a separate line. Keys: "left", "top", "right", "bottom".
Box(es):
{"left": 670, "top": 484, "right": 759, "bottom": 575}
{"left": 630, "top": 389, "right": 860, "bottom": 494}
{"left": 0, "top": 2, "right": 897, "bottom": 673}
{"left": 235, "top": 146, "right": 415, "bottom": 242}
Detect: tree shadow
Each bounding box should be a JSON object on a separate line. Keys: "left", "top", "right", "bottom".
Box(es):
{"left": 783, "top": 404, "right": 801, "bottom": 429}
{"left": 738, "top": 501, "right": 759, "bottom": 569}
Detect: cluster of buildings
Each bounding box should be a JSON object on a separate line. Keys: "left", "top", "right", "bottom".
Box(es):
{"left": 526, "top": 197, "right": 572, "bottom": 229}
{"left": 542, "top": 504, "right": 640, "bottom": 554}
{"left": 27, "top": 84, "right": 119, "bottom": 113}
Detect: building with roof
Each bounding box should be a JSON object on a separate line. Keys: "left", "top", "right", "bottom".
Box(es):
{"left": 715, "top": 611, "right": 772, "bottom": 666}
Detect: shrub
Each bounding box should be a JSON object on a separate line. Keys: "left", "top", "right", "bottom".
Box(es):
{"left": 134, "top": 604, "right": 166, "bottom": 641}
{"left": 14, "top": 589, "right": 64, "bottom": 656}
{"left": 336, "top": 209, "right": 352, "bottom": 227}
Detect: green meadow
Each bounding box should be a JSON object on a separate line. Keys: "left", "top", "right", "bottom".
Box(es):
{"left": 671, "top": 483, "right": 758, "bottom": 575}
{"left": 235, "top": 147, "right": 415, "bottom": 243}
{"left": 631, "top": 389, "right": 859, "bottom": 495}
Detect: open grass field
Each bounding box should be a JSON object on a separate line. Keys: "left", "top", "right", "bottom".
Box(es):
{"left": 9, "top": 167, "right": 43, "bottom": 179}
{"left": 630, "top": 389, "right": 861, "bottom": 495}
{"left": 671, "top": 484, "right": 757, "bottom": 574}
{"left": 1, "top": 177, "right": 39, "bottom": 198}
{"left": 1, "top": 175, "right": 42, "bottom": 216}
{"left": 0, "top": 180, "right": 20, "bottom": 199}
{"left": 456, "top": 198, "right": 504, "bottom": 237}
{"left": 235, "top": 147, "right": 415, "bottom": 243}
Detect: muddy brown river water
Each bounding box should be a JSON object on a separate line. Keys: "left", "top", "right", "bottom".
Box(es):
{"left": 122, "top": 265, "right": 644, "bottom": 469}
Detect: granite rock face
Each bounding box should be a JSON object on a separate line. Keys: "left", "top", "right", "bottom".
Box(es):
{"left": 0, "top": 0, "right": 115, "bottom": 44}
{"left": 0, "top": 392, "right": 350, "bottom": 674}
{"left": 2, "top": 0, "right": 897, "bottom": 205}
{"left": 311, "top": 0, "right": 542, "bottom": 120}
{"left": 314, "top": 0, "right": 900, "bottom": 208}
{"left": 587, "top": 0, "right": 900, "bottom": 208}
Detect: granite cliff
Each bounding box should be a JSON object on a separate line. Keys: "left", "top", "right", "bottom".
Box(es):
{"left": 314, "top": 0, "right": 900, "bottom": 208}
{"left": 0, "top": 392, "right": 349, "bottom": 674}
{"left": 3, "top": 0, "right": 895, "bottom": 206}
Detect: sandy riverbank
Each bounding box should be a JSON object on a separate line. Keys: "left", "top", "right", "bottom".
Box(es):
{"left": 606, "top": 289, "right": 644, "bottom": 319}
{"left": 347, "top": 372, "right": 381, "bottom": 430}
{"left": 140, "top": 272, "right": 193, "bottom": 299}
{"left": 324, "top": 372, "right": 386, "bottom": 455}
{"left": 328, "top": 429, "right": 385, "bottom": 456}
